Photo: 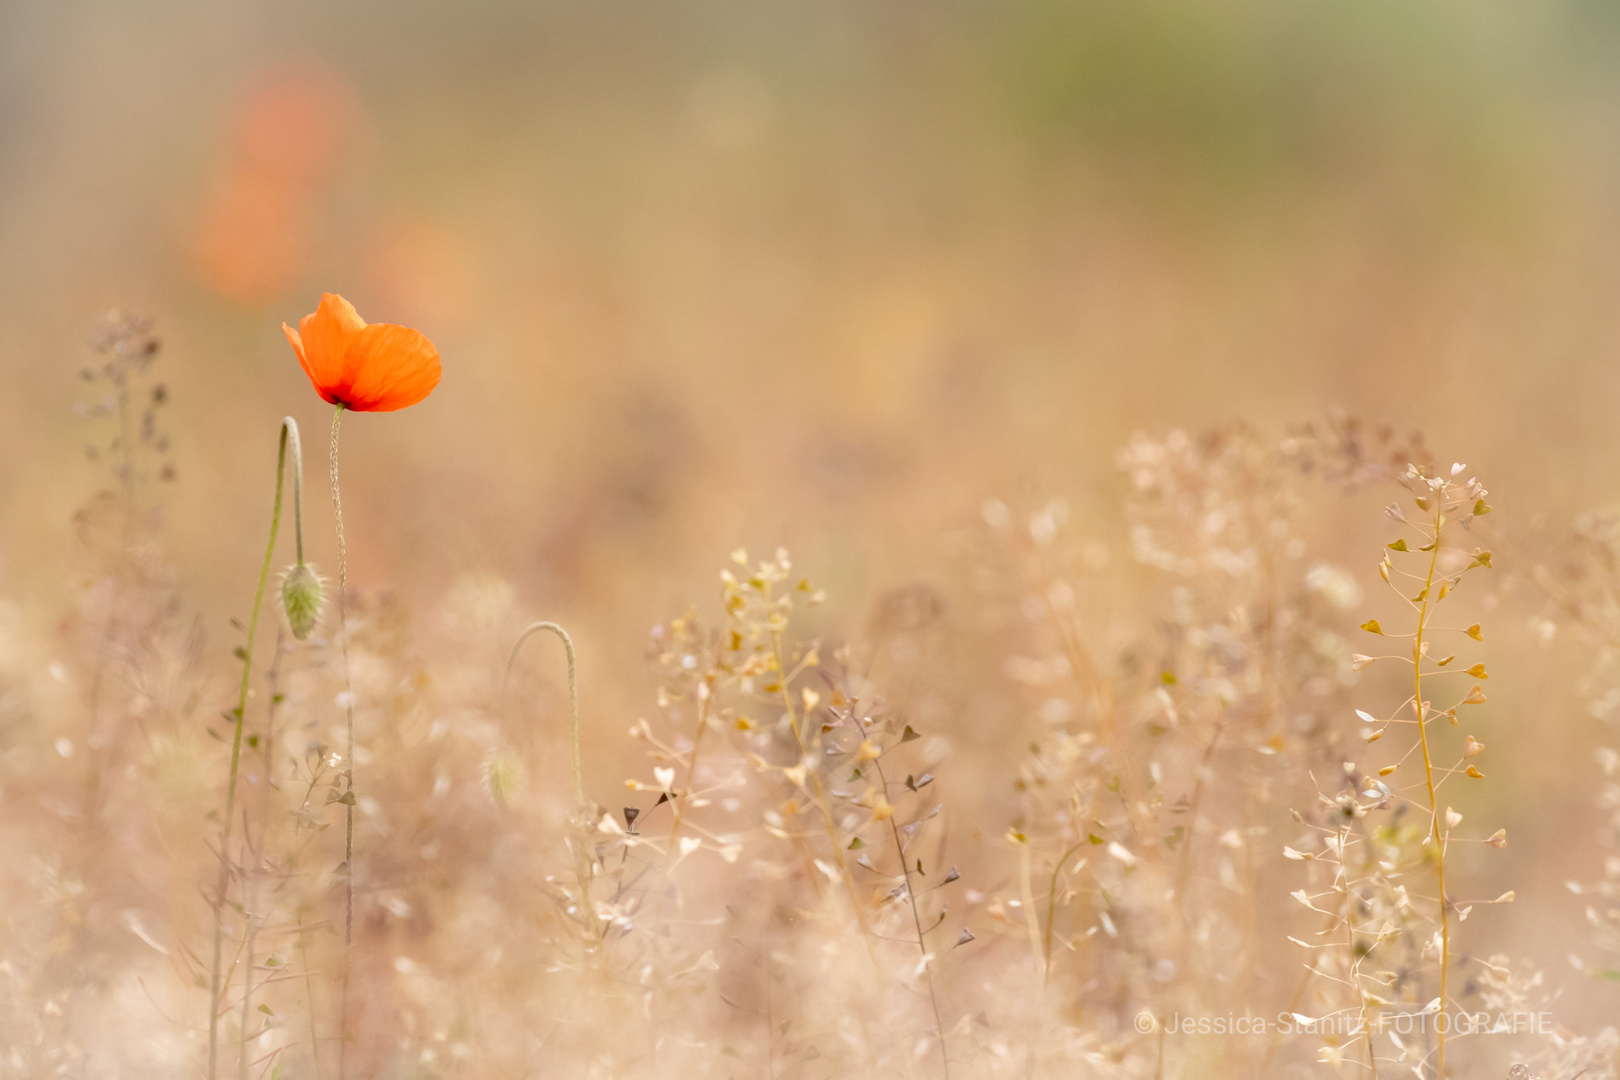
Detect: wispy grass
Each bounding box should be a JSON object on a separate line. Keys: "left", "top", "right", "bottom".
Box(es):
{"left": 11, "top": 344, "right": 1620, "bottom": 1079}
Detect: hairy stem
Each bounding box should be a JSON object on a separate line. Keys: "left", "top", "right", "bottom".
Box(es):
{"left": 328, "top": 403, "right": 355, "bottom": 1080}
{"left": 209, "top": 417, "right": 300, "bottom": 1079}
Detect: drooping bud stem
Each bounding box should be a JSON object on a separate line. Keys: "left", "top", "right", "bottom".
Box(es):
{"left": 274, "top": 419, "right": 322, "bottom": 640}
{"left": 503, "top": 621, "right": 583, "bottom": 806}
{"left": 208, "top": 416, "right": 302, "bottom": 1080}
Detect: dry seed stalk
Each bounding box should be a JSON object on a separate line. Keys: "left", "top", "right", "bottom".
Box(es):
{"left": 1348, "top": 462, "right": 1497, "bottom": 1078}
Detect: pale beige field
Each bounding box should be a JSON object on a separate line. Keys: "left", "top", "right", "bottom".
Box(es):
{"left": 3, "top": 3, "right": 1620, "bottom": 1078}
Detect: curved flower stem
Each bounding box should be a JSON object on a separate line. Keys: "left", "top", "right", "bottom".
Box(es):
{"left": 326, "top": 403, "right": 358, "bottom": 1080}
{"left": 208, "top": 417, "right": 302, "bottom": 1079}
{"left": 503, "top": 621, "right": 582, "bottom": 805}
{"left": 504, "top": 622, "right": 601, "bottom": 946}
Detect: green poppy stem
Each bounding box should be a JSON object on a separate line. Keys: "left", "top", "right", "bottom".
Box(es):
{"left": 208, "top": 417, "right": 302, "bottom": 1079}
{"left": 503, "top": 621, "right": 582, "bottom": 805}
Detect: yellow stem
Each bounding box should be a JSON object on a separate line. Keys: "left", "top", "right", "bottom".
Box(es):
{"left": 1411, "top": 505, "right": 1448, "bottom": 1078}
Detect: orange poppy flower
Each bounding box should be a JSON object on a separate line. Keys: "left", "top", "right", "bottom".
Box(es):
{"left": 283, "top": 292, "right": 441, "bottom": 412}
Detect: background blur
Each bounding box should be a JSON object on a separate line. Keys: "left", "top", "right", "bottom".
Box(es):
{"left": 9, "top": 0, "right": 1620, "bottom": 607}
{"left": 4, "top": 0, "right": 1620, "bottom": 1059}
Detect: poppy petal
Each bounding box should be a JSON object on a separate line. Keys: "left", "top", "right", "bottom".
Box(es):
{"left": 339, "top": 323, "right": 441, "bottom": 412}
{"left": 282, "top": 322, "right": 315, "bottom": 384}
{"left": 296, "top": 292, "right": 366, "bottom": 400}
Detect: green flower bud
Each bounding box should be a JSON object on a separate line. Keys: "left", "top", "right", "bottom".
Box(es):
{"left": 280, "top": 563, "right": 325, "bottom": 640}
{"left": 483, "top": 749, "right": 524, "bottom": 809}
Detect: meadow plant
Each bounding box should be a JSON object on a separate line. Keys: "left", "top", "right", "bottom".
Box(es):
{"left": 72, "top": 311, "right": 176, "bottom": 827}
{"left": 1288, "top": 462, "right": 1503, "bottom": 1078}
{"left": 282, "top": 291, "right": 441, "bottom": 1074}
{"left": 963, "top": 420, "right": 1426, "bottom": 1075}
{"left": 207, "top": 416, "right": 308, "bottom": 1079}
{"left": 15, "top": 310, "right": 1620, "bottom": 1080}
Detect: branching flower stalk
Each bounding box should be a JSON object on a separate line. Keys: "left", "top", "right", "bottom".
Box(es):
{"left": 1410, "top": 495, "right": 1450, "bottom": 1073}
{"left": 1351, "top": 462, "right": 1497, "bottom": 1079}
{"left": 666, "top": 677, "right": 710, "bottom": 853}
{"left": 871, "top": 752, "right": 950, "bottom": 1080}
{"left": 209, "top": 417, "right": 304, "bottom": 1079}
{"left": 767, "top": 619, "right": 869, "bottom": 926}
{"left": 77, "top": 312, "right": 167, "bottom": 826}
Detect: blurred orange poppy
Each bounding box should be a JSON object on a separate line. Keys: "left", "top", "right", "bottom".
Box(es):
{"left": 283, "top": 293, "right": 441, "bottom": 412}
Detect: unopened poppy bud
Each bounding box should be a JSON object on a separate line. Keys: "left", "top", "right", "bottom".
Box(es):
{"left": 281, "top": 564, "right": 325, "bottom": 640}
{"left": 483, "top": 749, "right": 524, "bottom": 808}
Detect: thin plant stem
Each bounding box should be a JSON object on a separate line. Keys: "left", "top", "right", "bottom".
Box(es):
{"left": 1042, "top": 842, "right": 1086, "bottom": 989}
{"left": 82, "top": 368, "right": 136, "bottom": 825}
{"left": 1347, "top": 864, "right": 1379, "bottom": 1080}
{"left": 327, "top": 403, "right": 355, "bottom": 1080}
{"left": 297, "top": 907, "right": 323, "bottom": 1080}
{"left": 1174, "top": 719, "right": 1225, "bottom": 906}
{"left": 872, "top": 756, "right": 950, "bottom": 1080}
{"left": 1411, "top": 506, "right": 1449, "bottom": 1077}
{"left": 238, "top": 629, "right": 286, "bottom": 1080}
{"left": 769, "top": 627, "right": 867, "bottom": 927}
{"left": 503, "top": 621, "right": 582, "bottom": 805}
{"left": 209, "top": 417, "right": 302, "bottom": 1079}
{"left": 504, "top": 622, "right": 601, "bottom": 946}
{"left": 237, "top": 811, "right": 260, "bottom": 1080}
{"left": 1016, "top": 838, "right": 1042, "bottom": 963}
{"left": 667, "top": 680, "right": 712, "bottom": 853}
